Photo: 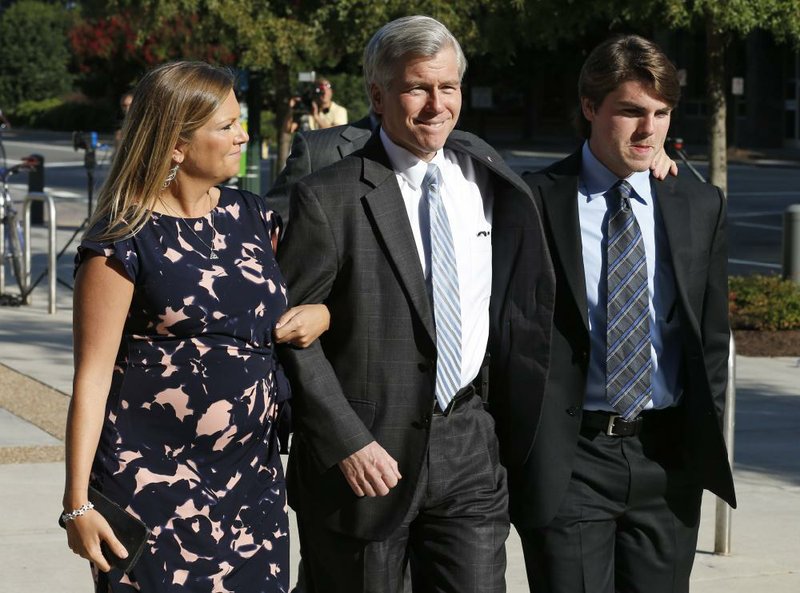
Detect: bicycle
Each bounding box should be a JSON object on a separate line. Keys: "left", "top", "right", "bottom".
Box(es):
{"left": 0, "top": 123, "right": 7, "bottom": 170}
{"left": 1, "top": 156, "right": 35, "bottom": 304}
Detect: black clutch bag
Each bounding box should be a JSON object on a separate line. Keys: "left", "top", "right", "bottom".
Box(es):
{"left": 59, "top": 486, "right": 150, "bottom": 573}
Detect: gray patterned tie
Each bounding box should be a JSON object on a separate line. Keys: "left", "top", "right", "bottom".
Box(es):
{"left": 606, "top": 180, "right": 652, "bottom": 419}
{"left": 424, "top": 163, "right": 462, "bottom": 412}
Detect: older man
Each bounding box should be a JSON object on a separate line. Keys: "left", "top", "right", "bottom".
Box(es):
{"left": 277, "top": 15, "right": 555, "bottom": 593}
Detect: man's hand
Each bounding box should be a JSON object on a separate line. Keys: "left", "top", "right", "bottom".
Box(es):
{"left": 650, "top": 145, "right": 678, "bottom": 180}
{"left": 338, "top": 441, "right": 402, "bottom": 497}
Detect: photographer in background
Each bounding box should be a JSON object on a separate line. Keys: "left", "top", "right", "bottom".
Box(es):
{"left": 283, "top": 77, "right": 348, "bottom": 134}
{"left": 114, "top": 91, "right": 134, "bottom": 151}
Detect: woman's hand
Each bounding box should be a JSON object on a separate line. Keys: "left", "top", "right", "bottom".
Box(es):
{"left": 65, "top": 509, "right": 128, "bottom": 573}
{"left": 274, "top": 304, "right": 330, "bottom": 348}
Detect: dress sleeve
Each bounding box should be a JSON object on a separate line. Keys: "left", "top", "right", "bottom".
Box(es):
{"left": 239, "top": 188, "right": 284, "bottom": 253}
{"left": 265, "top": 209, "right": 283, "bottom": 254}
{"left": 74, "top": 221, "right": 139, "bottom": 282}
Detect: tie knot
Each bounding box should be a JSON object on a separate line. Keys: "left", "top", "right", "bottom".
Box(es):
{"left": 424, "top": 163, "right": 442, "bottom": 192}
{"left": 608, "top": 180, "right": 633, "bottom": 213}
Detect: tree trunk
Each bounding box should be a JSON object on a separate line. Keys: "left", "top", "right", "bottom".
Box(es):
{"left": 273, "top": 65, "right": 293, "bottom": 176}
{"left": 706, "top": 15, "right": 728, "bottom": 195}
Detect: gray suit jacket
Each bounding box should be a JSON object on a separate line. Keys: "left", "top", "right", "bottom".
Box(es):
{"left": 497, "top": 150, "right": 735, "bottom": 529}
{"left": 265, "top": 117, "right": 373, "bottom": 219}
{"left": 277, "top": 129, "right": 555, "bottom": 541}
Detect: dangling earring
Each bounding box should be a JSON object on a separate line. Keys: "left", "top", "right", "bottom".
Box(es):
{"left": 163, "top": 164, "right": 179, "bottom": 189}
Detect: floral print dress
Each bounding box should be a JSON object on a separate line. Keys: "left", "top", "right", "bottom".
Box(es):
{"left": 77, "top": 187, "right": 290, "bottom": 593}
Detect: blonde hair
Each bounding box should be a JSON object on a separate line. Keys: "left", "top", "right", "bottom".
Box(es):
{"left": 89, "top": 61, "right": 234, "bottom": 241}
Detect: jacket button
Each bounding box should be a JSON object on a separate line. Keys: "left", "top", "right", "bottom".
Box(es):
{"left": 566, "top": 406, "right": 580, "bottom": 417}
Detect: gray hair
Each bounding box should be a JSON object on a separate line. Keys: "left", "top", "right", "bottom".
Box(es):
{"left": 363, "top": 15, "right": 467, "bottom": 103}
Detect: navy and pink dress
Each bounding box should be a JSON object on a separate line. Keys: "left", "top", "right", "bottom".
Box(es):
{"left": 77, "top": 187, "right": 290, "bottom": 592}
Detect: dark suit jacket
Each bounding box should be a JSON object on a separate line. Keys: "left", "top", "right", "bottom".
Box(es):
{"left": 492, "top": 149, "right": 736, "bottom": 530}
{"left": 266, "top": 117, "right": 373, "bottom": 219}
{"left": 277, "top": 129, "right": 555, "bottom": 541}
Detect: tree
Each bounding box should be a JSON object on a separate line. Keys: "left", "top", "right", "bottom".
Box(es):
{"left": 70, "top": 10, "right": 236, "bottom": 102}
{"left": 0, "top": 0, "right": 73, "bottom": 109}
{"left": 90, "top": 0, "right": 515, "bottom": 168}
{"left": 656, "top": 0, "right": 800, "bottom": 196}
{"left": 513, "top": 0, "right": 800, "bottom": 194}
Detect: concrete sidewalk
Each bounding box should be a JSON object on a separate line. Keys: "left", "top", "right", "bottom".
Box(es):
{"left": 1, "top": 222, "right": 799, "bottom": 591}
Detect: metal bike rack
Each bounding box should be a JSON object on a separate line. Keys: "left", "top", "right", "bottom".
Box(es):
{"left": 0, "top": 199, "right": 6, "bottom": 294}
{"left": 22, "top": 192, "right": 57, "bottom": 314}
{"left": 714, "top": 333, "right": 736, "bottom": 555}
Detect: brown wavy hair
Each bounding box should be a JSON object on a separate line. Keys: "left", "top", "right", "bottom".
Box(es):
{"left": 577, "top": 35, "right": 680, "bottom": 139}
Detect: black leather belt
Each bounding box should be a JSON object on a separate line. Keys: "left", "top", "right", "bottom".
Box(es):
{"left": 433, "top": 385, "right": 477, "bottom": 416}
{"left": 581, "top": 408, "right": 679, "bottom": 437}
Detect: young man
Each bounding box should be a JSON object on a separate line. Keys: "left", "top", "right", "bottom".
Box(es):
{"left": 497, "top": 35, "right": 736, "bottom": 593}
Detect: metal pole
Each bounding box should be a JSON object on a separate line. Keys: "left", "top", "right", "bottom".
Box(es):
{"left": 242, "top": 70, "right": 263, "bottom": 195}
{"left": 782, "top": 204, "right": 800, "bottom": 284}
{"left": 714, "top": 333, "right": 736, "bottom": 555}
{"left": 22, "top": 192, "right": 57, "bottom": 314}
{"left": 0, "top": 199, "right": 5, "bottom": 294}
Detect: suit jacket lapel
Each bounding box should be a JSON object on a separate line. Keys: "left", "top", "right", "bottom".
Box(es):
{"left": 359, "top": 134, "right": 436, "bottom": 342}
{"left": 540, "top": 152, "right": 589, "bottom": 331}
{"left": 337, "top": 128, "right": 365, "bottom": 159}
{"left": 445, "top": 131, "right": 530, "bottom": 196}
{"left": 653, "top": 176, "right": 700, "bottom": 334}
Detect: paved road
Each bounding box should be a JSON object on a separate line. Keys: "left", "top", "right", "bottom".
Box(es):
{"left": 1, "top": 130, "right": 798, "bottom": 593}
{"left": 2, "top": 130, "right": 798, "bottom": 280}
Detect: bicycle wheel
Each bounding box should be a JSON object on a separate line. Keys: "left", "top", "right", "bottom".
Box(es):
{"left": 4, "top": 213, "right": 24, "bottom": 293}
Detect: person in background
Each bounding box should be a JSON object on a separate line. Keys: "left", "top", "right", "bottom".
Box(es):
{"left": 282, "top": 77, "right": 348, "bottom": 135}
{"left": 114, "top": 92, "right": 134, "bottom": 150}
{"left": 265, "top": 113, "right": 375, "bottom": 219}
{"left": 62, "top": 61, "right": 328, "bottom": 593}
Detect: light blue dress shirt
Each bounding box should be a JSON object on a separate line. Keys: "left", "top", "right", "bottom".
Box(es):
{"left": 578, "top": 142, "right": 683, "bottom": 411}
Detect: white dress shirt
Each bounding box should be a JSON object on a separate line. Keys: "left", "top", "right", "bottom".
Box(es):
{"left": 578, "top": 141, "right": 683, "bottom": 411}
{"left": 380, "top": 129, "right": 493, "bottom": 389}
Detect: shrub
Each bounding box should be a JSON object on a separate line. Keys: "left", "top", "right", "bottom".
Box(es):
{"left": 0, "top": 1, "right": 73, "bottom": 108}
{"left": 9, "top": 98, "right": 116, "bottom": 132}
{"left": 729, "top": 274, "right": 800, "bottom": 331}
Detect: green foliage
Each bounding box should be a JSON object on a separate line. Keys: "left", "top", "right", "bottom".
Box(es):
{"left": 729, "top": 274, "right": 800, "bottom": 331}
{"left": 0, "top": 0, "right": 73, "bottom": 109}
{"left": 7, "top": 98, "right": 64, "bottom": 127}
{"left": 8, "top": 97, "right": 116, "bottom": 132}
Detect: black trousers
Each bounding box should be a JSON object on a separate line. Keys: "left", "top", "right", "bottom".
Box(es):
{"left": 519, "top": 411, "right": 703, "bottom": 593}
{"left": 297, "top": 395, "right": 509, "bottom": 593}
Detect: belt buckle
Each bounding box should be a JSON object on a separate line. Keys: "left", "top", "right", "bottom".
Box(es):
{"left": 606, "top": 414, "right": 621, "bottom": 436}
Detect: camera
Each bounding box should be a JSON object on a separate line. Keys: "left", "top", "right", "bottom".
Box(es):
{"left": 291, "top": 84, "right": 323, "bottom": 118}
{"left": 73, "top": 131, "right": 99, "bottom": 151}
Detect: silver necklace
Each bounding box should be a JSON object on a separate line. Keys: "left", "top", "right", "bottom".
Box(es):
{"left": 158, "top": 192, "right": 219, "bottom": 260}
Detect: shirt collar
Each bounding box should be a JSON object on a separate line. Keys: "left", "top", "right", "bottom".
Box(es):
{"left": 380, "top": 128, "right": 445, "bottom": 191}
{"left": 580, "top": 141, "right": 652, "bottom": 205}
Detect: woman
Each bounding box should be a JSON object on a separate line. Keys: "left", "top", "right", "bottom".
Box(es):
{"left": 62, "top": 61, "right": 327, "bottom": 592}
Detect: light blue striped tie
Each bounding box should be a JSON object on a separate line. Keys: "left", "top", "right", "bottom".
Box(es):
{"left": 424, "top": 163, "right": 462, "bottom": 412}
{"left": 606, "top": 180, "right": 652, "bottom": 419}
